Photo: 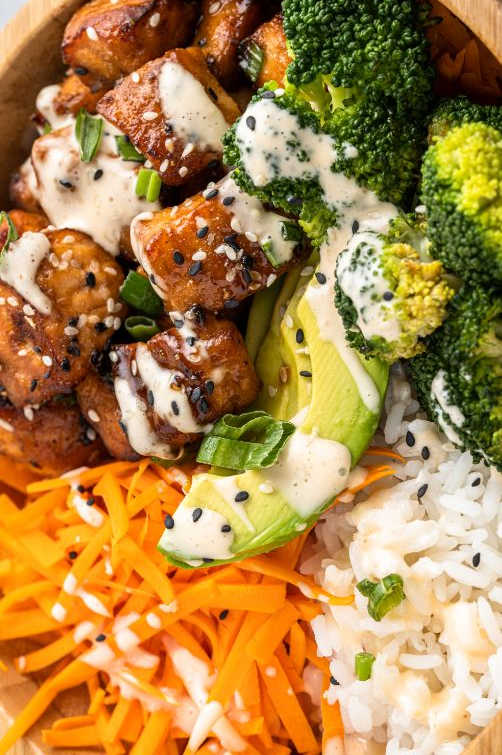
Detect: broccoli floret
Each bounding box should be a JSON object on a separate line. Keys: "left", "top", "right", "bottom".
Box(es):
{"left": 409, "top": 284, "right": 502, "bottom": 470}
{"left": 421, "top": 121, "right": 502, "bottom": 282}
{"left": 428, "top": 96, "right": 502, "bottom": 142}
{"left": 334, "top": 214, "right": 454, "bottom": 363}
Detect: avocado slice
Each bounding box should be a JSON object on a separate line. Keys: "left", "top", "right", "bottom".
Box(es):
{"left": 158, "top": 245, "right": 389, "bottom": 568}
{"left": 245, "top": 276, "right": 283, "bottom": 363}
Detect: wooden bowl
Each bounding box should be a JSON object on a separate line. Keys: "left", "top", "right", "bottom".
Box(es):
{"left": 0, "top": 1, "right": 502, "bottom": 754}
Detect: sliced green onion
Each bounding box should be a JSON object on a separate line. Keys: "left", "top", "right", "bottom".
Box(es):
{"left": 197, "top": 410, "right": 295, "bottom": 471}
{"left": 262, "top": 240, "right": 281, "bottom": 268}
{"left": 120, "top": 271, "right": 164, "bottom": 316}
{"left": 355, "top": 652, "right": 375, "bottom": 681}
{"left": 239, "top": 40, "right": 264, "bottom": 83}
{"left": 43, "top": 122, "right": 52, "bottom": 134}
{"left": 280, "top": 221, "right": 302, "bottom": 242}
{"left": 75, "top": 108, "right": 104, "bottom": 162}
{"left": 356, "top": 574, "right": 405, "bottom": 622}
{"left": 136, "top": 168, "right": 162, "bottom": 202}
{"left": 125, "top": 315, "right": 160, "bottom": 342}
{"left": 115, "top": 135, "right": 145, "bottom": 163}
{"left": 0, "top": 212, "right": 19, "bottom": 260}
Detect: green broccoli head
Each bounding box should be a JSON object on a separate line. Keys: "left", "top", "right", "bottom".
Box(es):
{"left": 409, "top": 284, "right": 502, "bottom": 470}
{"left": 428, "top": 96, "right": 502, "bottom": 142}
{"left": 421, "top": 121, "right": 502, "bottom": 282}
{"left": 334, "top": 214, "right": 454, "bottom": 363}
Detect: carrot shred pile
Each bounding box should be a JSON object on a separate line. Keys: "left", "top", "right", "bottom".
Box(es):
{"left": 0, "top": 457, "right": 394, "bottom": 754}
{"left": 427, "top": 0, "right": 502, "bottom": 100}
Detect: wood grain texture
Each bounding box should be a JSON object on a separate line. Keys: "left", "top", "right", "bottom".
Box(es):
{"left": 0, "top": 0, "right": 502, "bottom": 754}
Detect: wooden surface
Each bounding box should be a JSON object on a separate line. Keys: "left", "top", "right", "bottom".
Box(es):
{"left": 0, "top": 0, "right": 502, "bottom": 753}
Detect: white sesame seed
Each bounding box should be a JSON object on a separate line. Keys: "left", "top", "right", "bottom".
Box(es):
{"left": 225, "top": 269, "right": 236, "bottom": 283}
{"left": 160, "top": 159, "right": 169, "bottom": 173}
{"left": 59, "top": 261, "right": 69, "bottom": 271}
{"left": 146, "top": 612, "right": 162, "bottom": 629}
{"left": 105, "top": 316, "right": 114, "bottom": 328}
{"left": 24, "top": 316, "right": 36, "bottom": 329}
{"left": 131, "top": 360, "right": 138, "bottom": 377}
{"left": 86, "top": 26, "right": 98, "bottom": 41}
{"left": 64, "top": 325, "right": 79, "bottom": 337}
{"left": 113, "top": 317, "right": 121, "bottom": 330}
{"left": 0, "top": 297, "right": 4, "bottom": 305}
{"left": 165, "top": 138, "right": 175, "bottom": 152}
{"left": 23, "top": 406, "right": 34, "bottom": 421}
{"left": 143, "top": 111, "right": 158, "bottom": 121}
{"left": 107, "top": 298, "right": 115, "bottom": 313}
{"left": 144, "top": 159, "right": 153, "bottom": 169}
{"left": 179, "top": 166, "right": 188, "bottom": 177}
{"left": 88, "top": 409, "right": 100, "bottom": 423}
{"left": 150, "top": 11, "right": 161, "bottom": 26}
{"left": 42, "top": 355, "right": 53, "bottom": 367}
{"left": 267, "top": 274, "right": 277, "bottom": 287}
{"left": 86, "top": 428, "right": 97, "bottom": 441}
{"left": 109, "top": 351, "right": 118, "bottom": 363}
{"left": 49, "top": 253, "right": 59, "bottom": 267}
{"left": 0, "top": 419, "right": 14, "bottom": 433}
{"left": 131, "top": 72, "right": 140, "bottom": 84}
{"left": 259, "top": 482, "right": 274, "bottom": 494}
{"left": 7, "top": 296, "right": 18, "bottom": 307}
{"left": 181, "top": 142, "right": 194, "bottom": 158}
{"left": 104, "top": 266, "right": 117, "bottom": 276}
{"left": 245, "top": 231, "right": 258, "bottom": 243}
{"left": 301, "top": 265, "right": 314, "bottom": 276}
{"left": 17, "top": 348, "right": 28, "bottom": 356}
{"left": 192, "top": 250, "right": 207, "bottom": 261}
{"left": 63, "top": 234, "right": 75, "bottom": 243}
{"left": 208, "top": 1, "right": 221, "bottom": 13}
{"left": 230, "top": 216, "right": 242, "bottom": 233}
{"left": 78, "top": 314, "right": 88, "bottom": 327}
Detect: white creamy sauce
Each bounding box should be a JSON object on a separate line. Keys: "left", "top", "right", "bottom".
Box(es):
{"left": 35, "top": 84, "right": 73, "bottom": 132}
{"left": 158, "top": 61, "right": 229, "bottom": 153}
{"left": 0, "top": 232, "right": 52, "bottom": 315}
{"left": 211, "top": 474, "right": 256, "bottom": 532}
{"left": 266, "top": 430, "right": 351, "bottom": 517}
{"left": 160, "top": 505, "right": 234, "bottom": 561}
{"left": 337, "top": 230, "right": 401, "bottom": 342}
{"left": 219, "top": 175, "right": 297, "bottom": 265}
{"left": 30, "top": 122, "right": 158, "bottom": 255}
{"left": 135, "top": 344, "right": 211, "bottom": 435}
{"left": 431, "top": 370, "right": 465, "bottom": 445}
{"left": 129, "top": 211, "right": 167, "bottom": 297}
{"left": 169, "top": 309, "right": 209, "bottom": 362}
{"left": 114, "top": 375, "right": 177, "bottom": 459}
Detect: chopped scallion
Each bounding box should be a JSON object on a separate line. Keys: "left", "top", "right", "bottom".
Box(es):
{"left": 119, "top": 271, "right": 164, "bottom": 316}
{"left": 136, "top": 168, "right": 162, "bottom": 202}
{"left": 239, "top": 40, "right": 264, "bottom": 83}
{"left": 0, "top": 212, "right": 19, "bottom": 260}
{"left": 125, "top": 315, "right": 160, "bottom": 341}
{"left": 75, "top": 108, "right": 104, "bottom": 162}
{"left": 355, "top": 652, "right": 375, "bottom": 681}
{"left": 115, "top": 135, "right": 145, "bottom": 163}
{"left": 356, "top": 573, "right": 406, "bottom": 622}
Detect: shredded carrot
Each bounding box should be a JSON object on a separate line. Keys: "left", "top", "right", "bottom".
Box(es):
{"left": 0, "top": 453, "right": 397, "bottom": 753}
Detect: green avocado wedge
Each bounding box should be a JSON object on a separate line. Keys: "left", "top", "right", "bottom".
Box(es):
{"left": 158, "top": 251, "right": 389, "bottom": 568}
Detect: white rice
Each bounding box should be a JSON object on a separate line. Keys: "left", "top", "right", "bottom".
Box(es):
{"left": 303, "top": 366, "right": 502, "bottom": 755}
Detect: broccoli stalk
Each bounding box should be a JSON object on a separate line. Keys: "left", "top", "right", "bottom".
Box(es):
{"left": 409, "top": 285, "right": 502, "bottom": 471}
{"left": 334, "top": 214, "right": 454, "bottom": 363}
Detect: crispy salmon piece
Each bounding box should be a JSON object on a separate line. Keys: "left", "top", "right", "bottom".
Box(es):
{"left": 9, "top": 159, "right": 41, "bottom": 214}
{"left": 97, "top": 47, "right": 240, "bottom": 185}
{"left": 130, "top": 174, "right": 307, "bottom": 312}
{"left": 34, "top": 75, "right": 110, "bottom": 133}
{"left": 239, "top": 14, "right": 291, "bottom": 88}
{"left": 0, "top": 211, "right": 48, "bottom": 249}
{"left": 77, "top": 372, "right": 139, "bottom": 460}
{"left": 194, "top": 0, "right": 263, "bottom": 88}
{"left": 62, "top": 0, "right": 199, "bottom": 80}
{"left": 0, "top": 227, "right": 126, "bottom": 408}
{"left": 112, "top": 308, "right": 259, "bottom": 455}
{"left": 0, "top": 399, "right": 105, "bottom": 476}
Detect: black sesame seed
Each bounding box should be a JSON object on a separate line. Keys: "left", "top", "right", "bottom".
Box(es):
{"left": 186, "top": 336, "right": 197, "bottom": 346}
{"left": 246, "top": 115, "right": 256, "bottom": 130}
{"left": 67, "top": 344, "right": 80, "bottom": 356}
{"left": 222, "top": 196, "right": 235, "bottom": 206}
{"left": 95, "top": 634, "right": 106, "bottom": 642}
{"left": 203, "top": 557, "right": 214, "bottom": 563}
{"left": 235, "top": 491, "right": 249, "bottom": 502}
{"left": 205, "top": 188, "right": 218, "bottom": 199}
{"left": 173, "top": 251, "right": 184, "bottom": 265}
{"left": 94, "top": 321, "right": 107, "bottom": 332}
{"left": 69, "top": 550, "right": 78, "bottom": 559}
{"left": 77, "top": 484, "right": 85, "bottom": 493}
{"left": 472, "top": 477, "right": 481, "bottom": 487}
{"left": 59, "top": 179, "right": 73, "bottom": 189}
{"left": 224, "top": 233, "right": 240, "bottom": 250}
{"left": 150, "top": 274, "right": 156, "bottom": 285}
{"left": 242, "top": 254, "right": 253, "bottom": 269}
{"left": 189, "top": 261, "right": 202, "bottom": 276}
{"left": 330, "top": 676, "right": 340, "bottom": 686}
{"left": 44, "top": 370, "right": 52, "bottom": 379}
{"left": 383, "top": 291, "right": 394, "bottom": 301}
{"left": 173, "top": 318, "right": 184, "bottom": 329}
{"left": 242, "top": 269, "right": 252, "bottom": 284}
{"left": 406, "top": 431, "right": 415, "bottom": 447}
{"left": 68, "top": 317, "right": 78, "bottom": 326}
{"left": 196, "top": 225, "right": 209, "bottom": 239}
{"left": 296, "top": 328, "right": 304, "bottom": 344}
{"left": 417, "top": 484, "right": 428, "bottom": 499}
{"left": 205, "top": 380, "right": 215, "bottom": 395}
{"left": 221, "top": 524, "right": 231, "bottom": 533}
{"left": 87, "top": 497, "right": 95, "bottom": 506}
{"left": 421, "top": 446, "right": 430, "bottom": 460}
{"left": 224, "top": 299, "right": 239, "bottom": 309}
{"left": 315, "top": 272, "right": 327, "bottom": 284}
{"left": 192, "top": 508, "right": 203, "bottom": 522}
{"left": 219, "top": 609, "right": 229, "bottom": 619}
{"left": 352, "top": 220, "right": 359, "bottom": 234}
{"left": 147, "top": 389, "right": 155, "bottom": 407}
{"left": 171, "top": 400, "right": 180, "bottom": 416}
{"left": 30, "top": 379, "right": 38, "bottom": 392}
{"left": 164, "top": 514, "right": 175, "bottom": 530}
{"left": 85, "top": 272, "right": 96, "bottom": 288}
{"left": 287, "top": 195, "right": 303, "bottom": 206}
{"left": 472, "top": 552, "right": 481, "bottom": 567}
{"left": 119, "top": 420, "right": 128, "bottom": 435}
{"left": 33, "top": 346, "right": 42, "bottom": 354}
{"left": 94, "top": 169, "right": 103, "bottom": 181}
{"left": 189, "top": 304, "right": 205, "bottom": 325}
{"left": 262, "top": 90, "right": 275, "bottom": 99}
{"left": 61, "top": 357, "right": 71, "bottom": 372}
{"left": 300, "top": 370, "right": 312, "bottom": 378}
{"left": 191, "top": 387, "right": 202, "bottom": 403}
{"left": 75, "top": 66, "right": 89, "bottom": 76}
{"left": 198, "top": 397, "right": 209, "bottom": 414}
{"left": 207, "top": 87, "right": 218, "bottom": 101}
